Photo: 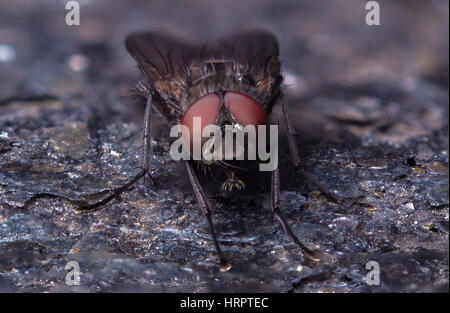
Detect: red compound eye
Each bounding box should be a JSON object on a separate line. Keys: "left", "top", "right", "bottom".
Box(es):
{"left": 224, "top": 91, "right": 267, "bottom": 127}
{"left": 181, "top": 93, "right": 221, "bottom": 153}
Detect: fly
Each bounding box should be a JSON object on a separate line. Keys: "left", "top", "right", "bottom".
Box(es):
{"left": 79, "top": 30, "right": 344, "bottom": 271}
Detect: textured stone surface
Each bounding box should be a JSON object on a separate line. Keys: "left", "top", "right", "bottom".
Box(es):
{"left": 0, "top": 0, "right": 448, "bottom": 292}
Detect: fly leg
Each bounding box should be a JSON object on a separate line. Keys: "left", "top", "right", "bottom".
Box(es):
{"left": 280, "top": 94, "right": 344, "bottom": 203}
{"left": 78, "top": 93, "right": 158, "bottom": 211}
{"left": 271, "top": 162, "right": 313, "bottom": 255}
{"left": 185, "top": 161, "right": 231, "bottom": 271}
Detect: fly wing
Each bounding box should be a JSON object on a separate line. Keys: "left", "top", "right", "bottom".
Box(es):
{"left": 207, "top": 30, "right": 282, "bottom": 110}
{"left": 209, "top": 30, "right": 279, "bottom": 71}
{"left": 125, "top": 31, "right": 196, "bottom": 81}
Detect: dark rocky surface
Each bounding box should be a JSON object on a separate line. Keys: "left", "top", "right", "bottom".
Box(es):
{"left": 0, "top": 0, "right": 448, "bottom": 292}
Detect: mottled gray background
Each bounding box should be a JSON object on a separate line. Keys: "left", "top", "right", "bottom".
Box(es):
{"left": 0, "top": 0, "right": 448, "bottom": 292}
